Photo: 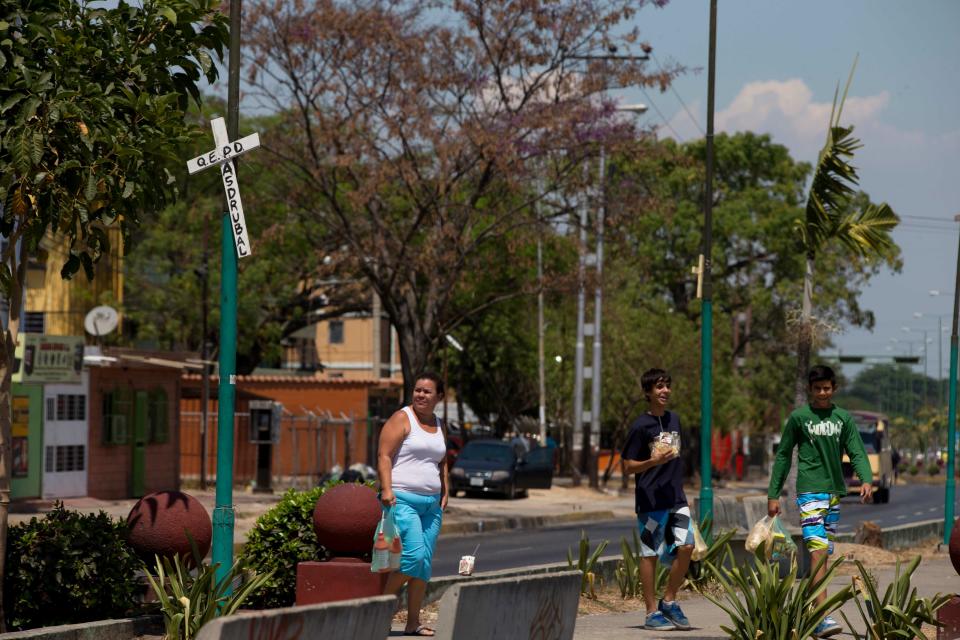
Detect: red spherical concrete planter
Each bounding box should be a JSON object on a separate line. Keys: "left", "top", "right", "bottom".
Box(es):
{"left": 950, "top": 518, "right": 960, "bottom": 576}
{"left": 298, "top": 483, "right": 386, "bottom": 605}
{"left": 127, "top": 491, "right": 212, "bottom": 564}
{"left": 312, "top": 483, "right": 381, "bottom": 556}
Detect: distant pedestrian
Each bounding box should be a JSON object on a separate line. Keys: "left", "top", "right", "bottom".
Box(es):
{"left": 620, "top": 368, "right": 694, "bottom": 631}
{"left": 377, "top": 372, "right": 449, "bottom": 637}
{"left": 767, "top": 364, "right": 872, "bottom": 638}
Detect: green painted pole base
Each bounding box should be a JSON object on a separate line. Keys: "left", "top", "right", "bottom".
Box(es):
{"left": 212, "top": 213, "right": 238, "bottom": 589}
{"left": 700, "top": 299, "right": 714, "bottom": 530}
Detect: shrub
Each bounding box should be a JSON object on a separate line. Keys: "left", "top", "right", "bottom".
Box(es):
{"left": 144, "top": 547, "right": 273, "bottom": 640}
{"left": 840, "top": 556, "right": 950, "bottom": 640}
{"left": 4, "top": 503, "right": 142, "bottom": 631}
{"left": 928, "top": 463, "right": 941, "bottom": 476}
{"left": 567, "top": 529, "right": 608, "bottom": 599}
{"left": 704, "top": 546, "right": 852, "bottom": 640}
{"left": 237, "top": 484, "right": 329, "bottom": 609}
{"left": 908, "top": 464, "right": 919, "bottom": 476}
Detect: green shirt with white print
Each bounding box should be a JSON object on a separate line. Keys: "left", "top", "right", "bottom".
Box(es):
{"left": 767, "top": 404, "right": 872, "bottom": 499}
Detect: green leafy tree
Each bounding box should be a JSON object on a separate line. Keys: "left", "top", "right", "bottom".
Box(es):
{"left": 602, "top": 131, "right": 899, "bottom": 449}
{"left": 0, "top": 0, "right": 227, "bottom": 628}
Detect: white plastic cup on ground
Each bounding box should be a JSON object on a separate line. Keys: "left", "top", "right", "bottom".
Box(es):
{"left": 458, "top": 555, "right": 475, "bottom": 576}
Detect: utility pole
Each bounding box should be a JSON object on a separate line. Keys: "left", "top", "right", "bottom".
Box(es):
{"left": 588, "top": 147, "right": 606, "bottom": 488}
{"left": 571, "top": 171, "right": 588, "bottom": 486}
{"left": 944, "top": 213, "right": 960, "bottom": 546}
{"left": 698, "top": 0, "right": 718, "bottom": 526}
{"left": 538, "top": 235, "right": 547, "bottom": 446}
{"left": 200, "top": 219, "right": 209, "bottom": 491}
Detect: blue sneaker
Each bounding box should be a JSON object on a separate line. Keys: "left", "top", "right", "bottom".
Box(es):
{"left": 659, "top": 599, "right": 692, "bottom": 630}
{"left": 644, "top": 611, "right": 676, "bottom": 631}
{"left": 813, "top": 616, "right": 842, "bottom": 638}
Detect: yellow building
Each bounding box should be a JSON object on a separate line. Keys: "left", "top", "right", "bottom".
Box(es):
{"left": 281, "top": 293, "right": 401, "bottom": 382}
{"left": 21, "top": 230, "right": 123, "bottom": 336}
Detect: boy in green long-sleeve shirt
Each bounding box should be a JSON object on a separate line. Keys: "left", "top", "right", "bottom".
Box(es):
{"left": 767, "top": 365, "right": 872, "bottom": 638}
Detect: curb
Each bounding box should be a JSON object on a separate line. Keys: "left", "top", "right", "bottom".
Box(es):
{"left": 438, "top": 510, "right": 617, "bottom": 536}
{"left": 0, "top": 616, "right": 162, "bottom": 640}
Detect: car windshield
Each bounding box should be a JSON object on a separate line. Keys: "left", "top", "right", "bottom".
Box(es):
{"left": 859, "top": 431, "right": 879, "bottom": 454}
{"left": 458, "top": 443, "right": 514, "bottom": 464}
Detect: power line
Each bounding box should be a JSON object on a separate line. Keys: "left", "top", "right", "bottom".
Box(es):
{"left": 900, "top": 214, "right": 959, "bottom": 223}
{"left": 639, "top": 86, "right": 684, "bottom": 141}
{"left": 652, "top": 52, "right": 705, "bottom": 136}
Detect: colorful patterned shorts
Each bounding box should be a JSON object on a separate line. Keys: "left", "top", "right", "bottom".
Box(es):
{"left": 636, "top": 505, "right": 694, "bottom": 559}
{"left": 797, "top": 492, "right": 840, "bottom": 553}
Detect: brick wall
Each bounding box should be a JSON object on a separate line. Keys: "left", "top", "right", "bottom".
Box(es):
{"left": 87, "top": 365, "right": 181, "bottom": 499}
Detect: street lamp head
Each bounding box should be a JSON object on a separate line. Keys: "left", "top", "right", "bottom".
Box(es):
{"left": 901, "top": 327, "right": 911, "bottom": 333}
{"left": 914, "top": 312, "right": 923, "bottom": 318}
{"left": 444, "top": 334, "right": 465, "bottom": 352}
{"left": 616, "top": 102, "right": 648, "bottom": 115}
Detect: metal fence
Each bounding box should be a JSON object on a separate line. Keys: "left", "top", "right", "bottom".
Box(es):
{"left": 180, "top": 411, "right": 381, "bottom": 491}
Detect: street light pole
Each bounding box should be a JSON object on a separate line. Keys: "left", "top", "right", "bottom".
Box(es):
{"left": 945, "top": 214, "right": 960, "bottom": 545}
{"left": 698, "top": 0, "right": 718, "bottom": 525}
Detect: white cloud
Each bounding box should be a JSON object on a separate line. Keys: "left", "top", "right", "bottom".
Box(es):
{"left": 716, "top": 79, "right": 890, "bottom": 157}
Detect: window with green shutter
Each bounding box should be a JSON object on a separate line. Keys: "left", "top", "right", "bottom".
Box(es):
{"left": 148, "top": 388, "right": 169, "bottom": 444}
{"left": 102, "top": 387, "right": 133, "bottom": 445}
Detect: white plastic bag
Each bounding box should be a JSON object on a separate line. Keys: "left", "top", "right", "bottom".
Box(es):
{"left": 745, "top": 515, "right": 775, "bottom": 556}
{"left": 691, "top": 521, "right": 709, "bottom": 561}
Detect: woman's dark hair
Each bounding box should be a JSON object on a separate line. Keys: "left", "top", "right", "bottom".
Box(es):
{"left": 807, "top": 365, "right": 836, "bottom": 387}
{"left": 641, "top": 368, "right": 671, "bottom": 393}
{"left": 413, "top": 371, "right": 445, "bottom": 396}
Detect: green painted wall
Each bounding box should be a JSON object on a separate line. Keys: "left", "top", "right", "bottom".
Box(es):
{"left": 11, "top": 383, "right": 43, "bottom": 499}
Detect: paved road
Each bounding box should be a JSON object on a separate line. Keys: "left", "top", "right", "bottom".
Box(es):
{"left": 833, "top": 482, "right": 948, "bottom": 532}
{"left": 432, "top": 483, "right": 948, "bottom": 578}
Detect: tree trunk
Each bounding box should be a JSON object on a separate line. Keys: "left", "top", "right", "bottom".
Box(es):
{"left": 0, "top": 236, "right": 26, "bottom": 632}
{"left": 784, "top": 252, "right": 815, "bottom": 524}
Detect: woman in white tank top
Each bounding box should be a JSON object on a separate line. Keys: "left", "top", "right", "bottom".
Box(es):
{"left": 377, "top": 372, "right": 448, "bottom": 637}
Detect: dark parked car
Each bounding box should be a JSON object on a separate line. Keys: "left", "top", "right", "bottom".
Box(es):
{"left": 449, "top": 440, "right": 553, "bottom": 499}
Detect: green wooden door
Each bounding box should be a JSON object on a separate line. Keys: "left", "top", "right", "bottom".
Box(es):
{"left": 131, "top": 391, "right": 148, "bottom": 497}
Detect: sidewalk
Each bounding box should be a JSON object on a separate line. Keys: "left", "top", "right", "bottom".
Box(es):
{"left": 573, "top": 551, "right": 958, "bottom": 639}
{"left": 8, "top": 477, "right": 767, "bottom": 546}
{"left": 10, "top": 480, "right": 957, "bottom": 639}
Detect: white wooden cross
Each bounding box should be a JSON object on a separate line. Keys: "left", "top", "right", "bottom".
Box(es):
{"left": 186, "top": 117, "right": 261, "bottom": 258}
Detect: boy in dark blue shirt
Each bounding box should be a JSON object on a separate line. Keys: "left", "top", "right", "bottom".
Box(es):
{"left": 620, "top": 368, "right": 694, "bottom": 631}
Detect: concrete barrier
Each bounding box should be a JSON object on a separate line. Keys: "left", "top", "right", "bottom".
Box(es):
{"left": 433, "top": 570, "right": 581, "bottom": 640}
{"left": 0, "top": 616, "right": 161, "bottom": 640}
{"left": 194, "top": 595, "right": 395, "bottom": 640}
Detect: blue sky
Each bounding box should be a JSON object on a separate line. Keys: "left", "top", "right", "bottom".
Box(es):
{"left": 616, "top": 0, "right": 960, "bottom": 382}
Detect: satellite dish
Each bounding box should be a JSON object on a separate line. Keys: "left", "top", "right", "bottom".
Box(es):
{"left": 84, "top": 305, "right": 119, "bottom": 337}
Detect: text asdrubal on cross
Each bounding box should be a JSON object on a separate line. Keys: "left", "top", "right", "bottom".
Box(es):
{"left": 186, "top": 117, "right": 261, "bottom": 258}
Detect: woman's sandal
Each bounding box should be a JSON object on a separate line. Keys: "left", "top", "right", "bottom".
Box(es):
{"left": 403, "top": 626, "right": 435, "bottom": 637}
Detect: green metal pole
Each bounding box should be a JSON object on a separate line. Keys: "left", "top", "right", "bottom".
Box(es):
{"left": 946, "top": 340, "right": 957, "bottom": 545}
{"left": 213, "top": 214, "right": 238, "bottom": 584}
{"left": 699, "top": 0, "right": 717, "bottom": 527}
{"left": 212, "top": 0, "right": 242, "bottom": 588}
{"left": 943, "top": 222, "right": 960, "bottom": 545}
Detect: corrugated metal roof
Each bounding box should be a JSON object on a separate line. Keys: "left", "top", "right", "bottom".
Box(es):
{"left": 181, "top": 373, "right": 399, "bottom": 386}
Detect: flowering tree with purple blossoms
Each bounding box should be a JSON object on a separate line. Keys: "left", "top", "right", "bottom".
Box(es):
{"left": 244, "top": 0, "right": 676, "bottom": 399}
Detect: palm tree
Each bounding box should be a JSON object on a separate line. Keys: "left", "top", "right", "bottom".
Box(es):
{"left": 783, "top": 60, "right": 899, "bottom": 518}
{"left": 793, "top": 59, "right": 899, "bottom": 407}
